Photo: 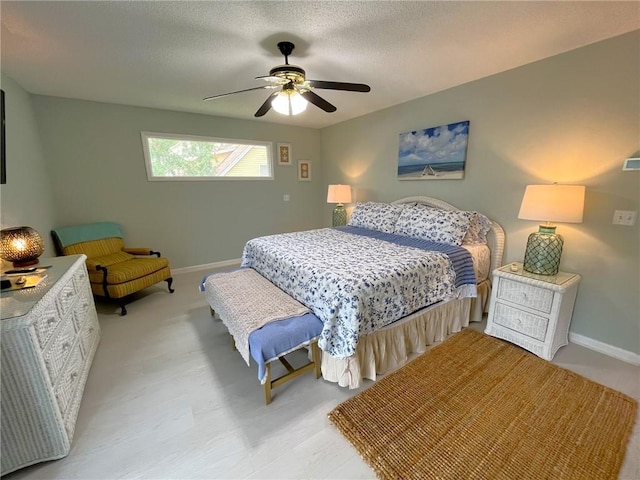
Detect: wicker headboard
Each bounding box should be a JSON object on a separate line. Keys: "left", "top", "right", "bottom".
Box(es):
{"left": 391, "top": 196, "right": 505, "bottom": 276}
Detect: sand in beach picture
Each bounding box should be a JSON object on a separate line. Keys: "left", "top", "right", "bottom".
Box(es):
{"left": 397, "top": 121, "right": 469, "bottom": 180}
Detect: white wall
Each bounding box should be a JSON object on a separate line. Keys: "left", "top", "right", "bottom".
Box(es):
{"left": 0, "top": 74, "right": 57, "bottom": 258}
{"left": 321, "top": 31, "right": 640, "bottom": 354}
{"left": 31, "top": 98, "right": 323, "bottom": 268}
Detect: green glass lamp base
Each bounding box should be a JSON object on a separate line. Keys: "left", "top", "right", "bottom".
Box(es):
{"left": 523, "top": 226, "right": 564, "bottom": 275}
{"left": 333, "top": 205, "right": 347, "bottom": 227}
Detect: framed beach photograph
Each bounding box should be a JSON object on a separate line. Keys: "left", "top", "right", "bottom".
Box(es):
{"left": 277, "top": 143, "right": 292, "bottom": 166}
{"left": 397, "top": 120, "right": 470, "bottom": 180}
{"left": 298, "top": 159, "right": 311, "bottom": 181}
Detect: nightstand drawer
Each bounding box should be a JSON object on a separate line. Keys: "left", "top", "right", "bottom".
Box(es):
{"left": 494, "top": 303, "right": 549, "bottom": 341}
{"left": 497, "top": 278, "right": 554, "bottom": 313}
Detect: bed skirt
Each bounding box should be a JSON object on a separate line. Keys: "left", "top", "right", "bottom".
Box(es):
{"left": 321, "top": 279, "right": 490, "bottom": 389}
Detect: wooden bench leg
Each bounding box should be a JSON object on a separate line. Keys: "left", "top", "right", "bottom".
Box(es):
{"left": 311, "top": 341, "right": 322, "bottom": 379}
{"left": 264, "top": 362, "right": 272, "bottom": 405}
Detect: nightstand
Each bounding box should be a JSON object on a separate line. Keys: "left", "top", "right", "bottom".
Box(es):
{"left": 485, "top": 262, "right": 581, "bottom": 360}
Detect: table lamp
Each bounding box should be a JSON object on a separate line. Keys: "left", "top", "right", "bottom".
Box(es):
{"left": 518, "top": 184, "right": 585, "bottom": 275}
{"left": 0, "top": 226, "right": 45, "bottom": 267}
{"left": 327, "top": 184, "right": 352, "bottom": 227}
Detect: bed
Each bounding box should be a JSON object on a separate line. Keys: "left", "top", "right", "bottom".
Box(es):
{"left": 211, "top": 196, "right": 504, "bottom": 389}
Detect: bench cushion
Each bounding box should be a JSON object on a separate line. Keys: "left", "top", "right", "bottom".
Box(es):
{"left": 249, "top": 313, "right": 323, "bottom": 384}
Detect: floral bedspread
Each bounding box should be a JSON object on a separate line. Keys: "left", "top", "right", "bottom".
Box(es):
{"left": 241, "top": 227, "right": 472, "bottom": 359}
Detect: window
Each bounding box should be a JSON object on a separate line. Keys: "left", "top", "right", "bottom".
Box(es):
{"left": 141, "top": 132, "right": 273, "bottom": 180}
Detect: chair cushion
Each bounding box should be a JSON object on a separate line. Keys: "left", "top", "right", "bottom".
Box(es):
{"left": 90, "top": 266, "right": 172, "bottom": 299}
{"left": 63, "top": 237, "right": 125, "bottom": 257}
{"left": 88, "top": 257, "right": 170, "bottom": 285}
{"left": 86, "top": 251, "right": 135, "bottom": 270}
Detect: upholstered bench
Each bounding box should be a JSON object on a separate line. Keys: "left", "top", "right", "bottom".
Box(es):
{"left": 200, "top": 269, "right": 323, "bottom": 404}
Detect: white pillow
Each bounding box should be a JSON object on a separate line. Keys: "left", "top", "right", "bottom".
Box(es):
{"left": 348, "top": 202, "right": 405, "bottom": 233}
{"left": 394, "top": 206, "right": 474, "bottom": 246}
{"left": 463, "top": 212, "right": 492, "bottom": 245}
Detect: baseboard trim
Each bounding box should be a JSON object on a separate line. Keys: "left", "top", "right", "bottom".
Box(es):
{"left": 569, "top": 332, "right": 640, "bottom": 366}
{"left": 172, "top": 258, "right": 241, "bottom": 275}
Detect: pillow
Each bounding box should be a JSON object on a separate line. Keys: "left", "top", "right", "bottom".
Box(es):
{"left": 463, "top": 212, "right": 493, "bottom": 245}
{"left": 394, "top": 206, "right": 474, "bottom": 246}
{"left": 348, "top": 202, "right": 405, "bottom": 233}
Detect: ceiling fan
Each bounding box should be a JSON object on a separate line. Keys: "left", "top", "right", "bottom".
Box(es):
{"left": 203, "top": 41, "right": 371, "bottom": 117}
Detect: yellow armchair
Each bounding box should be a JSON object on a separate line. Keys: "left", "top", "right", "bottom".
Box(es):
{"left": 52, "top": 222, "right": 174, "bottom": 315}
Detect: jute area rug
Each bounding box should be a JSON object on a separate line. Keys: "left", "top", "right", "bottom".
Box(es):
{"left": 328, "top": 329, "right": 637, "bottom": 480}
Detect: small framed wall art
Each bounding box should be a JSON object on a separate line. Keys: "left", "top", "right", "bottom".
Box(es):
{"left": 277, "top": 143, "right": 292, "bottom": 166}
{"left": 298, "top": 160, "right": 311, "bottom": 181}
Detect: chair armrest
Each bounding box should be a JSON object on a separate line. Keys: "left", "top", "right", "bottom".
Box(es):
{"left": 95, "top": 265, "right": 111, "bottom": 298}
{"left": 123, "top": 247, "right": 161, "bottom": 257}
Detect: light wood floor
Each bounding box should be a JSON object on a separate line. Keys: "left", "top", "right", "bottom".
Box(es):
{"left": 7, "top": 268, "right": 639, "bottom": 479}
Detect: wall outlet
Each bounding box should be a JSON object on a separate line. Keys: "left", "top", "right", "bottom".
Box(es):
{"left": 283, "top": 194, "right": 290, "bottom": 202}
{"left": 612, "top": 210, "right": 637, "bottom": 226}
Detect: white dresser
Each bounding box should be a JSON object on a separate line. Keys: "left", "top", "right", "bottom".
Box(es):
{"left": 485, "top": 262, "right": 580, "bottom": 361}
{"left": 1, "top": 255, "right": 101, "bottom": 476}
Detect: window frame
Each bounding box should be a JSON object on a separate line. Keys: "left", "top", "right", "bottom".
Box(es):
{"left": 141, "top": 131, "right": 274, "bottom": 181}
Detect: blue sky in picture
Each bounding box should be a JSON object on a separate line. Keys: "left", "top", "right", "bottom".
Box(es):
{"left": 398, "top": 121, "right": 470, "bottom": 167}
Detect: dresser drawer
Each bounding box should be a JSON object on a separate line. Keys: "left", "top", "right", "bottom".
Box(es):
{"left": 34, "top": 303, "right": 62, "bottom": 348}
{"left": 494, "top": 303, "right": 549, "bottom": 342}
{"left": 72, "top": 265, "right": 89, "bottom": 291}
{"left": 54, "top": 342, "right": 84, "bottom": 417}
{"left": 497, "top": 278, "right": 554, "bottom": 313}
{"left": 43, "top": 319, "right": 77, "bottom": 383}
{"left": 72, "top": 291, "right": 94, "bottom": 334}
{"left": 56, "top": 277, "right": 79, "bottom": 318}
{"left": 79, "top": 320, "right": 99, "bottom": 358}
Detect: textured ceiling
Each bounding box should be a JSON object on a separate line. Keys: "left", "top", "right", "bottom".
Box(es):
{"left": 1, "top": 1, "right": 638, "bottom": 129}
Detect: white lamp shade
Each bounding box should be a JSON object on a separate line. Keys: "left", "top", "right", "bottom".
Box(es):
{"left": 518, "top": 184, "right": 585, "bottom": 224}
{"left": 327, "top": 184, "right": 352, "bottom": 204}
{"left": 272, "top": 89, "right": 308, "bottom": 115}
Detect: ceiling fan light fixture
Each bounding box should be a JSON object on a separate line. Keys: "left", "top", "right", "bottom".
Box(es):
{"left": 272, "top": 89, "right": 308, "bottom": 116}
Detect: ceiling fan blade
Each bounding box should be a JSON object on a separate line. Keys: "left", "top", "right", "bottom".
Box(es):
{"left": 254, "top": 92, "right": 279, "bottom": 117}
{"left": 255, "top": 75, "right": 287, "bottom": 84}
{"left": 203, "top": 85, "right": 271, "bottom": 101}
{"left": 307, "top": 80, "right": 371, "bottom": 93}
{"left": 300, "top": 90, "right": 337, "bottom": 113}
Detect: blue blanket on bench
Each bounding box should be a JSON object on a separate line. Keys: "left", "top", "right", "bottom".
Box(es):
{"left": 201, "top": 270, "right": 323, "bottom": 383}
{"left": 250, "top": 313, "right": 323, "bottom": 384}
